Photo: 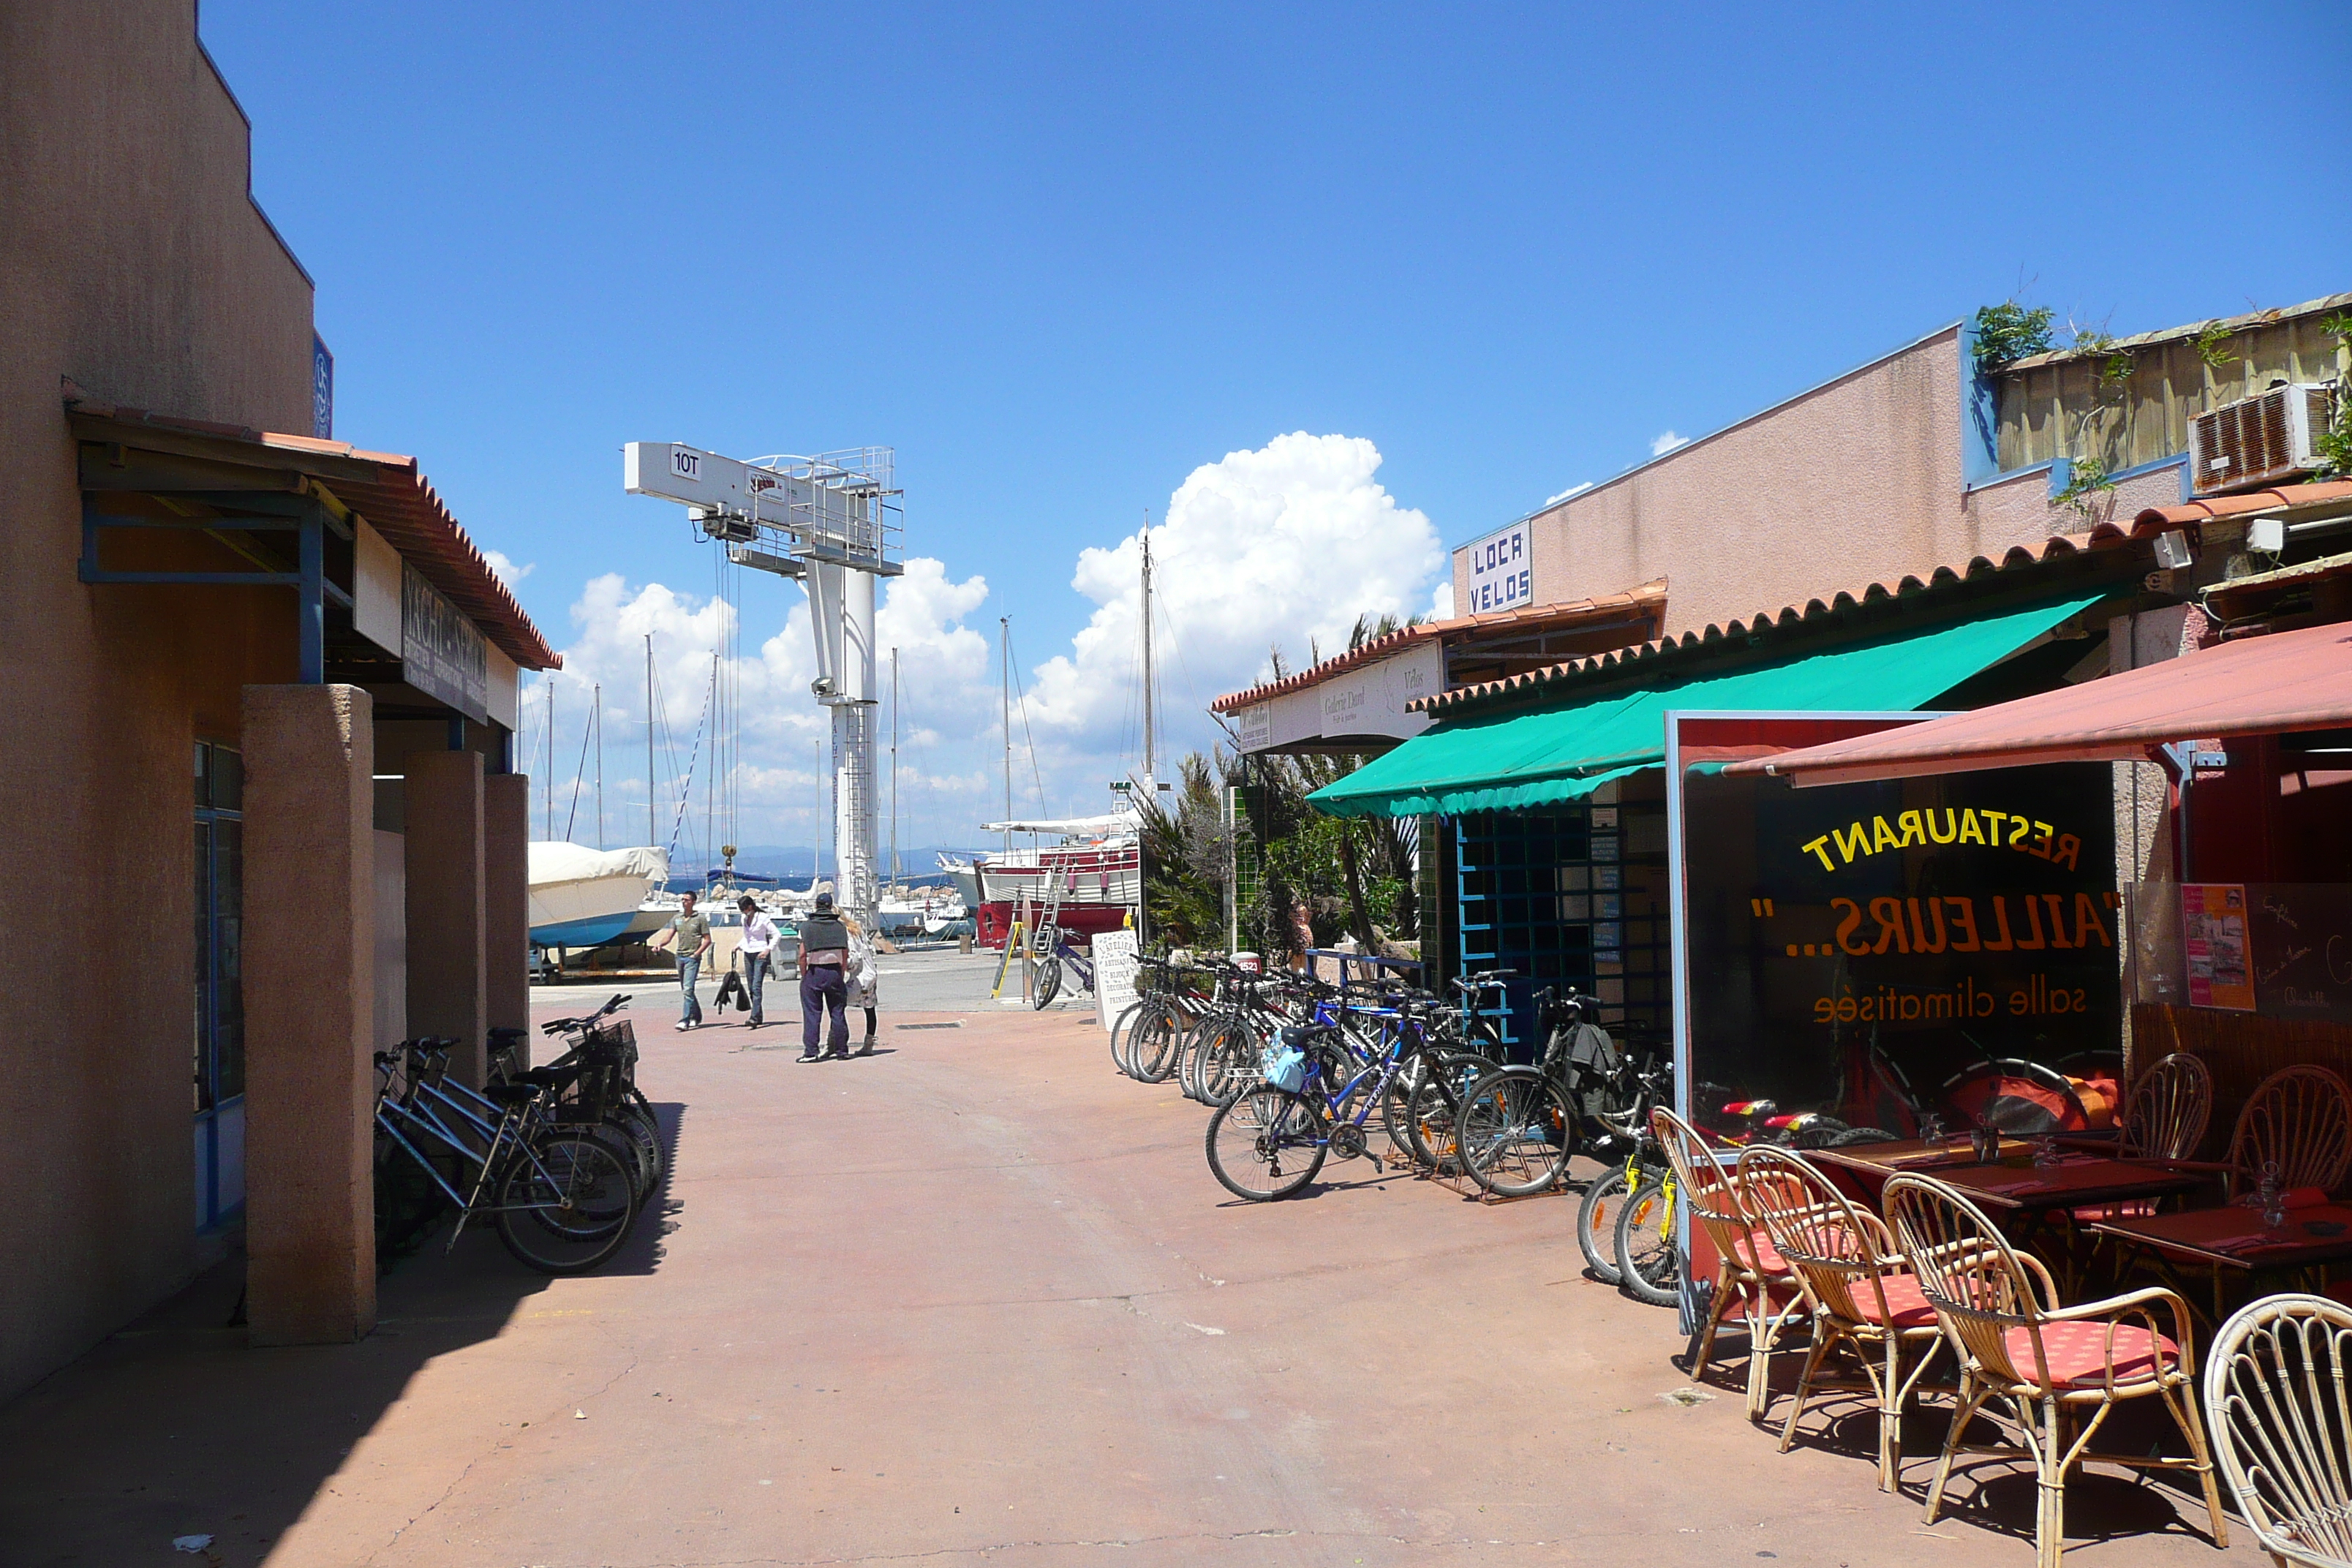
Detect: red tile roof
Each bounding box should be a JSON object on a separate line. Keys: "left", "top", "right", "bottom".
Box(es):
{"left": 1419, "top": 517, "right": 2181, "bottom": 718}
{"left": 1207, "top": 581, "right": 1668, "bottom": 714}
{"left": 2129, "top": 479, "right": 2352, "bottom": 532}
{"left": 62, "top": 390, "right": 559, "bottom": 669}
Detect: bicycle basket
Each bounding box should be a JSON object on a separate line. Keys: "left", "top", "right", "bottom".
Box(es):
{"left": 586, "top": 1018, "right": 638, "bottom": 1076}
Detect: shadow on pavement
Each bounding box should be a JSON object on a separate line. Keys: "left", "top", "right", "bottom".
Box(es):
{"left": 0, "top": 1104, "right": 685, "bottom": 1565}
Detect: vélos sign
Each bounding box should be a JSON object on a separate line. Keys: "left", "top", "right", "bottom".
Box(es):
{"left": 1465, "top": 521, "right": 1530, "bottom": 614}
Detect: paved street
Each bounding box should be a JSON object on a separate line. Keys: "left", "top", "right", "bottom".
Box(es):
{"left": 1, "top": 951, "right": 2257, "bottom": 1566}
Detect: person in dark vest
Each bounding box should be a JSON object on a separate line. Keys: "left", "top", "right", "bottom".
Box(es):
{"left": 796, "top": 892, "right": 853, "bottom": 1062}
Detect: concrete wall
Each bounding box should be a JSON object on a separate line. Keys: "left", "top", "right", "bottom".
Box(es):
{"left": 1450, "top": 330, "right": 2181, "bottom": 641}
{"left": 0, "top": 2, "right": 318, "bottom": 1400}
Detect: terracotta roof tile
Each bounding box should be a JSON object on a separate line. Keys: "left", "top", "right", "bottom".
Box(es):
{"left": 1207, "top": 580, "right": 1667, "bottom": 714}
{"left": 62, "top": 390, "right": 559, "bottom": 669}
{"left": 2130, "top": 479, "right": 2352, "bottom": 532}
{"left": 1420, "top": 523, "right": 2163, "bottom": 717}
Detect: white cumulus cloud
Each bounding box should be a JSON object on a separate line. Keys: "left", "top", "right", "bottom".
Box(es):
{"left": 1650, "top": 430, "right": 1689, "bottom": 458}
{"left": 1025, "top": 432, "right": 1443, "bottom": 758}
{"left": 483, "top": 549, "right": 535, "bottom": 585}
{"left": 524, "top": 557, "right": 996, "bottom": 853}
{"left": 521, "top": 432, "right": 1449, "bottom": 848}
{"left": 1545, "top": 480, "right": 1593, "bottom": 507}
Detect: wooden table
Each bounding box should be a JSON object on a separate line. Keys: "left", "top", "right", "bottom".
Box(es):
{"left": 1810, "top": 1142, "right": 2206, "bottom": 1213}
{"left": 2089, "top": 1203, "right": 2352, "bottom": 1323}
{"left": 1809, "top": 1142, "right": 2209, "bottom": 1289}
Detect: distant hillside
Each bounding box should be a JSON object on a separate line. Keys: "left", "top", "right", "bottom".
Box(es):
{"left": 700, "top": 845, "right": 990, "bottom": 885}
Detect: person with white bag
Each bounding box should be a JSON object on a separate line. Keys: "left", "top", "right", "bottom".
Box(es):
{"left": 843, "top": 914, "right": 880, "bottom": 1055}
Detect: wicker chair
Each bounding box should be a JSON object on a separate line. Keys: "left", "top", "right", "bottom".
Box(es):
{"left": 2121, "top": 1052, "right": 2215, "bottom": 1161}
{"left": 2228, "top": 1066, "right": 2352, "bottom": 1199}
{"left": 1737, "top": 1145, "right": 1945, "bottom": 1491}
{"left": 1883, "top": 1172, "right": 2228, "bottom": 1568}
{"left": 2072, "top": 1052, "right": 2217, "bottom": 1235}
{"left": 1650, "top": 1106, "right": 1803, "bottom": 1422}
{"left": 2205, "top": 1293, "right": 2352, "bottom": 1567}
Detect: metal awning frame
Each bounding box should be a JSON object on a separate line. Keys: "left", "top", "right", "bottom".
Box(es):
{"left": 78, "top": 486, "right": 353, "bottom": 685}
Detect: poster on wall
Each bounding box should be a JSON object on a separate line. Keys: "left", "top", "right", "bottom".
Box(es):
{"left": 1667, "top": 712, "right": 2120, "bottom": 1139}
{"left": 2182, "top": 883, "right": 2255, "bottom": 1011}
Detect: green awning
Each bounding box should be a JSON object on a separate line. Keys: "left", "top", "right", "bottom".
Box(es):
{"left": 1307, "top": 595, "right": 2105, "bottom": 818}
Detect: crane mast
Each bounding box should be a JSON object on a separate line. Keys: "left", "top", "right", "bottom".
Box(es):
{"left": 622, "top": 442, "right": 903, "bottom": 925}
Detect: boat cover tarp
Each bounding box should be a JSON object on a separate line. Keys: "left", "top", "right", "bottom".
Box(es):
{"left": 1306, "top": 595, "right": 2104, "bottom": 819}
{"left": 528, "top": 842, "right": 670, "bottom": 889}
{"left": 979, "top": 811, "right": 1141, "bottom": 837}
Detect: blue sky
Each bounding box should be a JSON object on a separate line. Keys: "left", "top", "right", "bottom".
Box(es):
{"left": 200, "top": 0, "right": 2351, "bottom": 853}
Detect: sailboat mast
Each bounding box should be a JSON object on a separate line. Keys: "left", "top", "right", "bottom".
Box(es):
{"left": 645, "top": 634, "right": 656, "bottom": 853}
{"left": 543, "top": 680, "right": 554, "bottom": 839}
{"left": 593, "top": 682, "right": 604, "bottom": 850}
{"left": 890, "top": 646, "right": 900, "bottom": 886}
{"left": 1000, "top": 617, "right": 1012, "bottom": 858}
{"left": 1140, "top": 514, "right": 1155, "bottom": 783}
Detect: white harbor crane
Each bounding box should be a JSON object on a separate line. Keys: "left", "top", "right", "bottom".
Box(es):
{"left": 622, "top": 442, "right": 902, "bottom": 924}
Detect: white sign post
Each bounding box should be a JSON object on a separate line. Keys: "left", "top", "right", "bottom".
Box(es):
{"left": 1093, "top": 929, "right": 1140, "bottom": 1030}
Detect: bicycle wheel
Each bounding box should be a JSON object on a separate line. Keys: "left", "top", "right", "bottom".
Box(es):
{"left": 1578, "top": 1164, "right": 1635, "bottom": 1284}
{"left": 604, "top": 1107, "right": 663, "bottom": 1200}
{"left": 1458, "top": 1068, "right": 1576, "bottom": 1197}
{"left": 1376, "top": 1074, "right": 1422, "bottom": 1165}
{"left": 1199, "top": 1019, "right": 1263, "bottom": 1108}
{"left": 494, "top": 1134, "right": 638, "bottom": 1274}
{"left": 1176, "top": 1017, "right": 1212, "bottom": 1101}
{"left": 1405, "top": 1054, "right": 1493, "bottom": 1173}
{"left": 1134, "top": 1004, "right": 1183, "bottom": 1082}
{"left": 1614, "top": 1175, "right": 1681, "bottom": 1307}
{"left": 1109, "top": 1001, "right": 1144, "bottom": 1077}
{"left": 1205, "top": 1086, "right": 1328, "bottom": 1201}
{"left": 1033, "top": 957, "right": 1062, "bottom": 1009}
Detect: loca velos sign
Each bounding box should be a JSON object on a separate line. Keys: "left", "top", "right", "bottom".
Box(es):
{"left": 1678, "top": 758, "right": 2118, "bottom": 1131}
{"left": 1463, "top": 520, "right": 1531, "bottom": 615}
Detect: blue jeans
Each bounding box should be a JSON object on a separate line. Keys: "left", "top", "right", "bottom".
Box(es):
{"left": 679, "top": 954, "right": 704, "bottom": 1025}
{"left": 743, "top": 951, "right": 771, "bottom": 1025}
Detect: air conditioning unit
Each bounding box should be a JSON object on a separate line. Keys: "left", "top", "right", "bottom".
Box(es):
{"left": 2190, "top": 382, "right": 2335, "bottom": 497}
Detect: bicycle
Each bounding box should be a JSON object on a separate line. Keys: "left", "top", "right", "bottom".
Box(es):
{"left": 1202, "top": 1018, "right": 1415, "bottom": 1201}
{"left": 374, "top": 1042, "right": 639, "bottom": 1273}
{"left": 491, "top": 994, "right": 662, "bottom": 1202}
{"left": 1575, "top": 1054, "right": 1673, "bottom": 1284}
{"left": 1030, "top": 923, "right": 1097, "bottom": 1009}
{"left": 1614, "top": 1161, "right": 1682, "bottom": 1307}
{"left": 1390, "top": 971, "right": 1514, "bottom": 1175}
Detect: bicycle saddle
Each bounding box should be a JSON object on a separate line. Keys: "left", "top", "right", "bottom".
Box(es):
{"left": 482, "top": 1082, "right": 541, "bottom": 1106}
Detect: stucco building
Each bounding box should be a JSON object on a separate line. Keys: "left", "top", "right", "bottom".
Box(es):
{"left": 1, "top": 1, "right": 555, "bottom": 1400}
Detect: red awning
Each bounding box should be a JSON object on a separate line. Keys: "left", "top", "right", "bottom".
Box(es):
{"left": 1728, "top": 619, "right": 2352, "bottom": 787}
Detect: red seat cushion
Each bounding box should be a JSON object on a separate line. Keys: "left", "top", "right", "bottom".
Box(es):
{"left": 2002, "top": 1320, "right": 2177, "bottom": 1388}
{"left": 1730, "top": 1230, "right": 1790, "bottom": 1278}
{"left": 2325, "top": 1281, "right": 2352, "bottom": 1308}
{"left": 1847, "top": 1271, "right": 1938, "bottom": 1330}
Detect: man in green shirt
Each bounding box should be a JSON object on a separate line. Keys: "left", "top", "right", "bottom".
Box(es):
{"left": 653, "top": 890, "right": 714, "bottom": 1031}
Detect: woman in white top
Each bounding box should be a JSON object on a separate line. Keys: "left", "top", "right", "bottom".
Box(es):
{"left": 843, "top": 915, "right": 879, "bottom": 1054}
{"left": 737, "top": 894, "right": 781, "bottom": 1030}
